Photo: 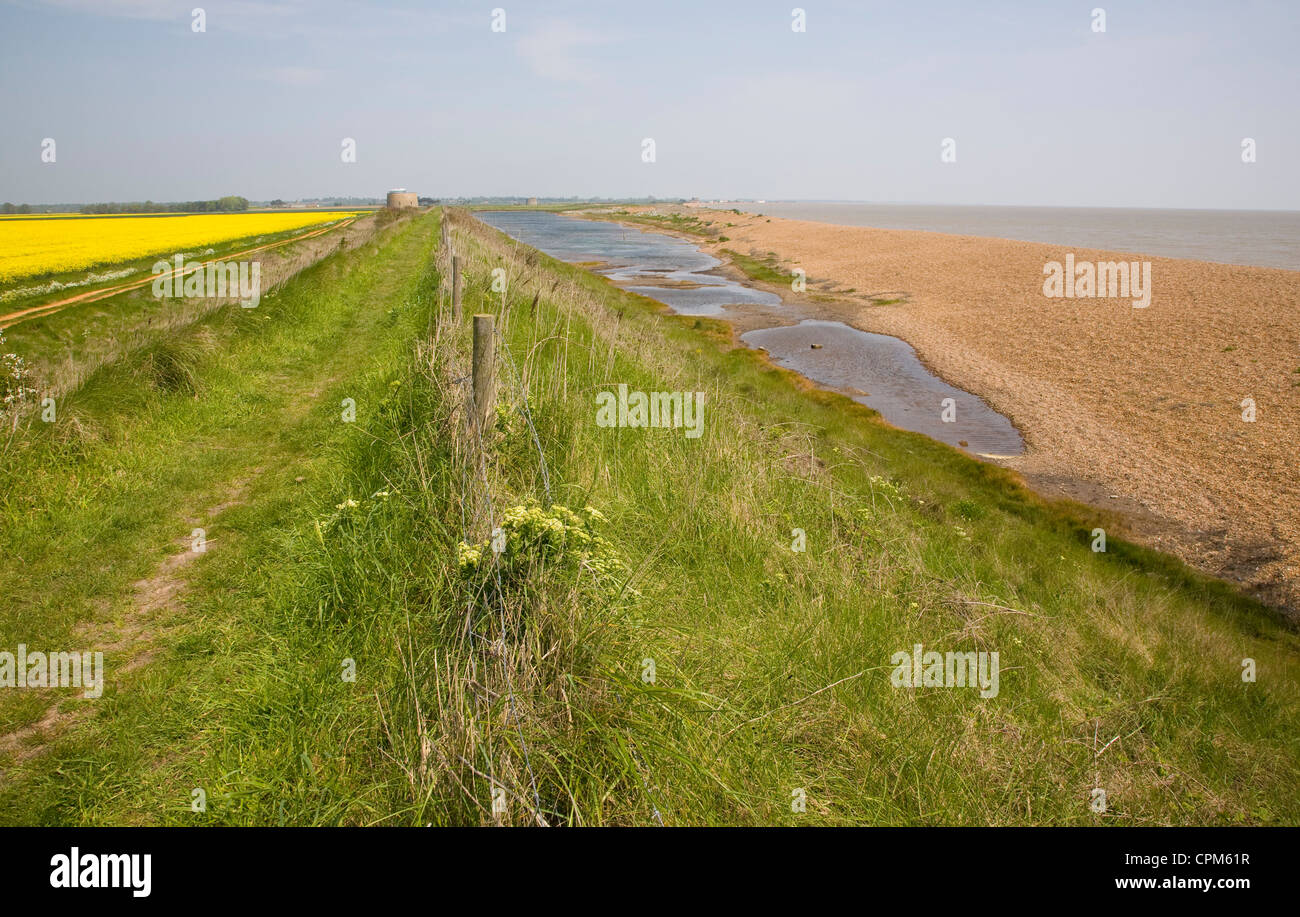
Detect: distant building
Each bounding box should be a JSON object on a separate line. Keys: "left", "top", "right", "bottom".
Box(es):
{"left": 527, "top": 197, "right": 538, "bottom": 206}
{"left": 684, "top": 198, "right": 703, "bottom": 208}
{"left": 387, "top": 189, "right": 419, "bottom": 209}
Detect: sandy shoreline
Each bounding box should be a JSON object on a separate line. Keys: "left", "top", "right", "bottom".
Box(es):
{"left": 604, "top": 206, "right": 1300, "bottom": 616}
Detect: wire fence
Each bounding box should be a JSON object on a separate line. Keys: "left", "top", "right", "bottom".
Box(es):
{"left": 436, "top": 208, "right": 666, "bottom": 827}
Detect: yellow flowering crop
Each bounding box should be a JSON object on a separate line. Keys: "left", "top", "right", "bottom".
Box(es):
{"left": 0, "top": 211, "right": 364, "bottom": 283}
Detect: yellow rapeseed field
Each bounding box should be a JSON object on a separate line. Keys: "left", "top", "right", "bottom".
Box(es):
{"left": 0, "top": 212, "right": 363, "bottom": 283}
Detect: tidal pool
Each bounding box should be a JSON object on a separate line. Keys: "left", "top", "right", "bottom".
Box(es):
{"left": 743, "top": 320, "right": 1024, "bottom": 456}
{"left": 477, "top": 211, "right": 1024, "bottom": 456}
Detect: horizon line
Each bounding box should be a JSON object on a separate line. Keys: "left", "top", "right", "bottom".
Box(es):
{"left": 6, "top": 197, "right": 1300, "bottom": 216}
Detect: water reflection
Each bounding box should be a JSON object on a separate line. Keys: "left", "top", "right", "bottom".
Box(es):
{"left": 477, "top": 211, "right": 1024, "bottom": 456}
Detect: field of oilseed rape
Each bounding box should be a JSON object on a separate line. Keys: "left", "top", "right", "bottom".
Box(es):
{"left": 0, "top": 211, "right": 363, "bottom": 283}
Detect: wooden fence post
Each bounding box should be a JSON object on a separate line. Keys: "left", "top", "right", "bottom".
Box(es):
{"left": 472, "top": 314, "right": 496, "bottom": 438}
{"left": 452, "top": 255, "right": 463, "bottom": 319}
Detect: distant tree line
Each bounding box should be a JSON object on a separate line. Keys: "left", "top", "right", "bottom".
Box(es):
{"left": 438, "top": 196, "right": 678, "bottom": 206}
{"left": 1, "top": 203, "right": 35, "bottom": 213}
{"left": 77, "top": 196, "right": 250, "bottom": 214}
{"left": 295, "top": 196, "right": 382, "bottom": 205}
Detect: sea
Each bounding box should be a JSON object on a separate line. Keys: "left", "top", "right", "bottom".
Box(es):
{"left": 714, "top": 202, "right": 1300, "bottom": 271}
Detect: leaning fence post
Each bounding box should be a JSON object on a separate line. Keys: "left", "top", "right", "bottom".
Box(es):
{"left": 472, "top": 314, "right": 496, "bottom": 438}
{"left": 452, "top": 255, "right": 463, "bottom": 319}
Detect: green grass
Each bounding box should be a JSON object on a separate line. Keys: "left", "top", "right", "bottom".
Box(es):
{"left": 0, "top": 208, "right": 1296, "bottom": 826}
{"left": 718, "top": 248, "right": 908, "bottom": 306}
{"left": 467, "top": 203, "right": 596, "bottom": 213}
{"left": 584, "top": 209, "right": 719, "bottom": 239}
{"left": 721, "top": 248, "right": 799, "bottom": 287}
{"left": 0, "top": 210, "right": 436, "bottom": 818}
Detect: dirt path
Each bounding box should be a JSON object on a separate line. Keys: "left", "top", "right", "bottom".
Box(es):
{"left": 0, "top": 474, "right": 258, "bottom": 770}
{"left": 0, "top": 212, "right": 433, "bottom": 800}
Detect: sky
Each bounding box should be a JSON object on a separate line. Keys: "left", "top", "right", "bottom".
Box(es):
{"left": 1, "top": 0, "right": 1297, "bottom": 209}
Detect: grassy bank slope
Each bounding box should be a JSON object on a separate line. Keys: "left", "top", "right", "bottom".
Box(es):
{"left": 1, "top": 208, "right": 1296, "bottom": 825}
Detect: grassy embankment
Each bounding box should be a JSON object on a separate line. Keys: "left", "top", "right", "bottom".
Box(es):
{"left": 0, "top": 207, "right": 1296, "bottom": 826}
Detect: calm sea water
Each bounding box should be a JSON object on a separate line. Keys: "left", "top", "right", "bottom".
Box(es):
{"left": 724, "top": 203, "right": 1300, "bottom": 271}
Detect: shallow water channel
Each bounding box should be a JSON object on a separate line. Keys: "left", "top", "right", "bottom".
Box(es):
{"left": 477, "top": 211, "right": 1024, "bottom": 457}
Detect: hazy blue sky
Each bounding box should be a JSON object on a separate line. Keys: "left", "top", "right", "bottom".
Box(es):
{"left": 1, "top": 0, "right": 1296, "bottom": 208}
